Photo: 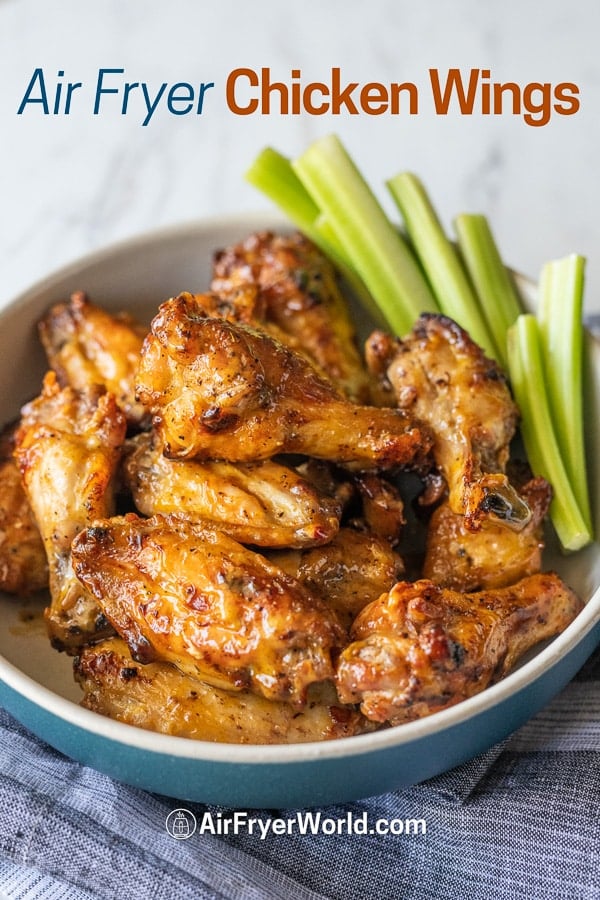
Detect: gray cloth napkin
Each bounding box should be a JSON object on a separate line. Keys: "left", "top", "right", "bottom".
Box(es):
{"left": 0, "top": 646, "right": 599, "bottom": 900}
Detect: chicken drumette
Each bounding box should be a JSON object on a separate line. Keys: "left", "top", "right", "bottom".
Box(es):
{"left": 13, "top": 373, "right": 126, "bottom": 649}
{"left": 136, "top": 297, "right": 432, "bottom": 470}
{"left": 336, "top": 573, "right": 582, "bottom": 724}
{"left": 366, "top": 314, "right": 531, "bottom": 530}
{"left": 211, "top": 230, "right": 372, "bottom": 402}
{"left": 71, "top": 514, "right": 345, "bottom": 706}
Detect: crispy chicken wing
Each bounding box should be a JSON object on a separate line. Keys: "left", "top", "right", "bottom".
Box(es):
{"left": 75, "top": 637, "right": 372, "bottom": 744}
{"left": 13, "top": 373, "right": 126, "bottom": 649}
{"left": 366, "top": 313, "right": 531, "bottom": 530}
{"left": 136, "top": 299, "right": 432, "bottom": 470}
{"left": 39, "top": 291, "right": 148, "bottom": 427}
{"left": 71, "top": 514, "right": 345, "bottom": 705}
{"left": 424, "top": 476, "right": 552, "bottom": 591}
{"left": 211, "top": 230, "right": 372, "bottom": 402}
{"left": 268, "top": 527, "right": 404, "bottom": 630}
{"left": 122, "top": 431, "right": 342, "bottom": 548}
{"left": 336, "top": 573, "right": 582, "bottom": 724}
{"left": 0, "top": 425, "right": 47, "bottom": 595}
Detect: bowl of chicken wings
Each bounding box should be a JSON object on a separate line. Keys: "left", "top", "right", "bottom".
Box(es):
{"left": 0, "top": 212, "right": 598, "bottom": 808}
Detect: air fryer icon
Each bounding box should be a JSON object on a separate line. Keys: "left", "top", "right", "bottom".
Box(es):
{"left": 165, "top": 808, "right": 197, "bottom": 840}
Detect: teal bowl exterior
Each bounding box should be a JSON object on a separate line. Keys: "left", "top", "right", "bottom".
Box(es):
{"left": 0, "top": 216, "right": 598, "bottom": 809}
{"left": 0, "top": 617, "right": 598, "bottom": 808}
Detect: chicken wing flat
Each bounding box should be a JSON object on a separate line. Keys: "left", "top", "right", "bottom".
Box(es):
{"left": 268, "top": 527, "right": 404, "bottom": 630}
{"left": 211, "top": 230, "right": 372, "bottom": 402}
{"left": 0, "top": 425, "right": 47, "bottom": 595}
{"left": 366, "top": 314, "right": 531, "bottom": 530}
{"left": 336, "top": 573, "right": 582, "bottom": 724}
{"left": 39, "top": 291, "right": 148, "bottom": 427}
{"left": 423, "top": 476, "right": 552, "bottom": 591}
{"left": 75, "top": 637, "right": 372, "bottom": 744}
{"left": 136, "top": 300, "right": 432, "bottom": 470}
{"left": 122, "top": 431, "right": 342, "bottom": 548}
{"left": 14, "top": 373, "right": 126, "bottom": 649}
{"left": 71, "top": 514, "right": 345, "bottom": 705}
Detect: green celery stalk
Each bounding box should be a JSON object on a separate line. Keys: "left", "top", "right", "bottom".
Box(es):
{"left": 387, "top": 172, "right": 497, "bottom": 360}
{"left": 537, "top": 254, "right": 592, "bottom": 532}
{"left": 453, "top": 213, "right": 523, "bottom": 368}
{"left": 507, "top": 314, "right": 592, "bottom": 551}
{"left": 292, "top": 134, "right": 438, "bottom": 336}
{"left": 245, "top": 147, "right": 322, "bottom": 238}
{"left": 245, "top": 146, "right": 377, "bottom": 314}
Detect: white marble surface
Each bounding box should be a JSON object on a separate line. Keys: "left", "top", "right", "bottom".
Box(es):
{"left": 0, "top": 0, "right": 599, "bottom": 314}
{"left": 0, "top": 4, "right": 597, "bottom": 895}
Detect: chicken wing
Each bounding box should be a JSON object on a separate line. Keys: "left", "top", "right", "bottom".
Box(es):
{"left": 268, "top": 526, "right": 404, "bottom": 630}
{"left": 122, "top": 431, "right": 342, "bottom": 548}
{"left": 13, "top": 372, "right": 126, "bottom": 649}
{"left": 136, "top": 299, "right": 432, "bottom": 470}
{"left": 0, "top": 425, "right": 47, "bottom": 595}
{"left": 38, "top": 291, "right": 148, "bottom": 427}
{"left": 211, "top": 230, "right": 372, "bottom": 402}
{"left": 423, "top": 475, "right": 552, "bottom": 591}
{"left": 335, "top": 573, "right": 582, "bottom": 724}
{"left": 75, "top": 637, "right": 372, "bottom": 744}
{"left": 71, "top": 514, "right": 345, "bottom": 706}
{"left": 366, "top": 314, "right": 531, "bottom": 530}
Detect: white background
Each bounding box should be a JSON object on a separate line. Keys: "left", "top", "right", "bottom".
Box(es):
{"left": 0, "top": 0, "right": 599, "bottom": 312}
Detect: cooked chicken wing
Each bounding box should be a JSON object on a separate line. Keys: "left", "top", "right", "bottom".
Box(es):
{"left": 75, "top": 637, "right": 372, "bottom": 744}
{"left": 351, "top": 473, "right": 406, "bottom": 545}
{"left": 13, "top": 372, "right": 126, "bottom": 649}
{"left": 424, "top": 475, "right": 552, "bottom": 591}
{"left": 71, "top": 514, "right": 345, "bottom": 705}
{"left": 122, "top": 431, "right": 342, "bottom": 548}
{"left": 0, "top": 425, "right": 47, "bottom": 595}
{"left": 136, "top": 299, "right": 432, "bottom": 470}
{"left": 366, "top": 314, "right": 530, "bottom": 530}
{"left": 336, "top": 573, "right": 582, "bottom": 724}
{"left": 211, "top": 230, "right": 372, "bottom": 402}
{"left": 39, "top": 291, "right": 148, "bottom": 427}
{"left": 268, "top": 527, "right": 404, "bottom": 630}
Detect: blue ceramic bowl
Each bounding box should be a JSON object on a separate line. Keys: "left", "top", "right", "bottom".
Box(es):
{"left": 0, "top": 214, "right": 598, "bottom": 809}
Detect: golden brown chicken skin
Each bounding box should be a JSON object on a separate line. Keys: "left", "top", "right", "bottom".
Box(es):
{"left": 423, "top": 476, "right": 552, "bottom": 591}
{"left": 136, "top": 298, "right": 432, "bottom": 470}
{"left": 0, "top": 425, "right": 48, "bottom": 595}
{"left": 122, "top": 431, "right": 342, "bottom": 548}
{"left": 75, "top": 637, "right": 372, "bottom": 744}
{"left": 268, "top": 527, "right": 404, "bottom": 630}
{"left": 13, "top": 372, "right": 126, "bottom": 649}
{"left": 211, "top": 230, "right": 372, "bottom": 402}
{"left": 71, "top": 514, "right": 346, "bottom": 706}
{"left": 366, "top": 314, "right": 531, "bottom": 530}
{"left": 39, "top": 291, "right": 148, "bottom": 427}
{"left": 336, "top": 573, "right": 582, "bottom": 724}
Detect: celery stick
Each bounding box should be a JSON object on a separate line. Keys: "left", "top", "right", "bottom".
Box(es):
{"left": 507, "top": 314, "right": 592, "bottom": 551}
{"left": 454, "top": 213, "right": 523, "bottom": 368}
{"left": 292, "top": 134, "right": 438, "bottom": 336}
{"left": 245, "top": 146, "right": 382, "bottom": 322}
{"left": 245, "top": 147, "right": 322, "bottom": 238}
{"left": 387, "top": 172, "right": 497, "bottom": 360}
{"left": 537, "top": 254, "right": 592, "bottom": 532}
